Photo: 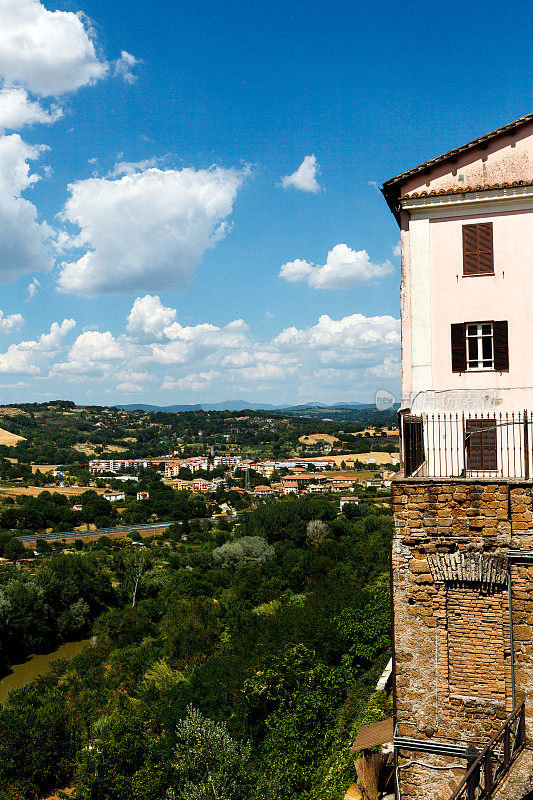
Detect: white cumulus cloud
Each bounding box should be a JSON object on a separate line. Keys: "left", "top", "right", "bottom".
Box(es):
{"left": 126, "top": 294, "right": 177, "bottom": 340}
{"left": 282, "top": 154, "right": 321, "bottom": 193}
{"left": 279, "top": 243, "right": 393, "bottom": 289}
{"left": 57, "top": 165, "right": 248, "bottom": 295}
{"left": 0, "top": 88, "right": 62, "bottom": 133}
{"left": 0, "top": 0, "right": 108, "bottom": 97}
{"left": 0, "top": 318, "right": 74, "bottom": 373}
{"left": 0, "top": 309, "right": 23, "bottom": 333}
{"left": 0, "top": 133, "right": 53, "bottom": 281}
{"left": 161, "top": 370, "right": 220, "bottom": 392}
{"left": 274, "top": 313, "right": 400, "bottom": 363}
{"left": 0, "top": 305, "right": 401, "bottom": 403}
{"left": 63, "top": 330, "right": 127, "bottom": 372}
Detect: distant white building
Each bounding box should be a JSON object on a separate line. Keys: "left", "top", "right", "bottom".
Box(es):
{"left": 104, "top": 491, "right": 125, "bottom": 502}
{"left": 89, "top": 459, "right": 150, "bottom": 474}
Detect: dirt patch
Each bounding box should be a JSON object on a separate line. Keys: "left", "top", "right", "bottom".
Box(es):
{"left": 41, "top": 787, "right": 74, "bottom": 800}
{"left": 0, "top": 427, "right": 25, "bottom": 446}
{"left": 31, "top": 464, "right": 58, "bottom": 473}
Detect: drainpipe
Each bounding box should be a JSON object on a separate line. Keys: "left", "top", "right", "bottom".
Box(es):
{"left": 508, "top": 484, "right": 516, "bottom": 712}
{"left": 508, "top": 570, "right": 516, "bottom": 712}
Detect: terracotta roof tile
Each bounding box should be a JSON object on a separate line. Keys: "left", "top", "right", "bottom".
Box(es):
{"left": 383, "top": 113, "right": 533, "bottom": 190}
{"left": 400, "top": 180, "right": 533, "bottom": 201}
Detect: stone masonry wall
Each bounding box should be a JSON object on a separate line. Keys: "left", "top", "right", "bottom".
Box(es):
{"left": 392, "top": 479, "right": 533, "bottom": 800}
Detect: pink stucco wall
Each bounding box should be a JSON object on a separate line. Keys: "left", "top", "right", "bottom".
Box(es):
{"left": 399, "top": 212, "right": 412, "bottom": 404}
{"left": 430, "top": 207, "right": 533, "bottom": 393}
{"left": 397, "top": 120, "right": 533, "bottom": 410}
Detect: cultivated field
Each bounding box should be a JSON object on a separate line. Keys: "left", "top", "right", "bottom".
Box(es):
{"left": 348, "top": 452, "right": 399, "bottom": 465}
{"left": 74, "top": 444, "right": 130, "bottom": 455}
{"left": 0, "top": 485, "right": 106, "bottom": 498}
{"left": 298, "top": 433, "right": 340, "bottom": 445}
{"left": 0, "top": 427, "right": 26, "bottom": 446}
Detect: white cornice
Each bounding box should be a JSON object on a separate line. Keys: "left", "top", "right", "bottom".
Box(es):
{"left": 401, "top": 185, "right": 533, "bottom": 219}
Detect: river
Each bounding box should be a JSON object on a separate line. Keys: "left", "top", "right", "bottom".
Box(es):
{"left": 0, "top": 638, "right": 93, "bottom": 704}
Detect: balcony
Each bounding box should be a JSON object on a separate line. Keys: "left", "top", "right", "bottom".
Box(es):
{"left": 402, "top": 411, "right": 533, "bottom": 480}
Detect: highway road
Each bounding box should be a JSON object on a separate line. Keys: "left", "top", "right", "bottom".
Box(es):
{"left": 18, "top": 520, "right": 182, "bottom": 543}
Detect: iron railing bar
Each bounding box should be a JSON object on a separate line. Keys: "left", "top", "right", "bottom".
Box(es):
{"left": 447, "top": 703, "right": 525, "bottom": 800}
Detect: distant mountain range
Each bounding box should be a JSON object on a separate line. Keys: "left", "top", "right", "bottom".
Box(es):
{"left": 118, "top": 400, "right": 394, "bottom": 413}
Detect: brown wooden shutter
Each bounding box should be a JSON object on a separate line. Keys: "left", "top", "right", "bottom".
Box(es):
{"left": 463, "top": 225, "right": 479, "bottom": 275}
{"left": 451, "top": 323, "right": 466, "bottom": 372}
{"left": 493, "top": 320, "right": 509, "bottom": 371}
{"left": 477, "top": 223, "right": 494, "bottom": 274}
{"left": 466, "top": 419, "right": 497, "bottom": 471}
{"left": 462, "top": 222, "right": 494, "bottom": 275}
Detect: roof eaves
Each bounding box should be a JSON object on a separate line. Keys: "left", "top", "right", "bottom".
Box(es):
{"left": 381, "top": 112, "right": 533, "bottom": 224}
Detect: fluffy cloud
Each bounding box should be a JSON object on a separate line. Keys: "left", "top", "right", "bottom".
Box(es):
{"left": 366, "top": 355, "right": 401, "bottom": 378}
{"left": 274, "top": 313, "right": 400, "bottom": 363}
{"left": 114, "top": 51, "right": 139, "bottom": 84}
{"left": 0, "top": 134, "right": 53, "bottom": 281}
{"left": 282, "top": 154, "right": 321, "bottom": 193}
{"left": 26, "top": 276, "right": 40, "bottom": 300}
{"left": 57, "top": 166, "right": 248, "bottom": 295}
{"left": 0, "top": 88, "right": 62, "bottom": 133}
{"left": 0, "top": 303, "right": 400, "bottom": 403}
{"left": 393, "top": 240, "right": 401, "bottom": 257}
{"left": 279, "top": 243, "right": 393, "bottom": 289}
{"left": 126, "top": 295, "right": 177, "bottom": 340}
{"left": 0, "top": 318, "right": 74, "bottom": 373}
{"left": 116, "top": 381, "right": 143, "bottom": 394}
{"left": 0, "top": 309, "right": 23, "bottom": 333}
{"left": 151, "top": 318, "right": 250, "bottom": 366}
{"left": 0, "top": 0, "right": 107, "bottom": 96}
{"left": 161, "top": 370, "right": 220, "bottom": 392}
{"left": 54, "top": 330, "right": 130, "bottom": 377}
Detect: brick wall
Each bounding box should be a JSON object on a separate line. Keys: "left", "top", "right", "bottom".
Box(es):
{"left": 447, "top": 586, "right": 505, "bottom": 699}
{"left": 392, "top": 479, "right": 533, "bottom": 800}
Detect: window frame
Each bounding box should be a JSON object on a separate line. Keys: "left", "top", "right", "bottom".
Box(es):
{"left": 465, "top": 322, "right": 494, "bottom": 371}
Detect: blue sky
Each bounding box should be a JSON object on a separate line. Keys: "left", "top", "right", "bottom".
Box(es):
{"left": 0, "top": 0, "right": 531, "bottom": 407}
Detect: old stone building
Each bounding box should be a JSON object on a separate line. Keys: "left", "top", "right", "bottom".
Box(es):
{"left": 383, "top": 114, "right": 533, "bottom": 799}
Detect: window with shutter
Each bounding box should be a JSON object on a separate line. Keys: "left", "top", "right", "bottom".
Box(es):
{"left": 466, "top": 418, "right": 497, "bottom": 472}
{"left": 462, "top": 222, "right": 494, "bottom": 275}
{"left": 452, "top": 321, "right": 509, "bottom": 372}
{"left": 451, "top": 323, "right": 466, "bottom": 372}
{"left": 493, "top": 321, "right": 509, "bottom": 372}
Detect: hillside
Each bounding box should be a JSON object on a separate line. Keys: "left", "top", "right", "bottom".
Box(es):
{"left": 0, "top": 494, "right": 392, "bottom": 800}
